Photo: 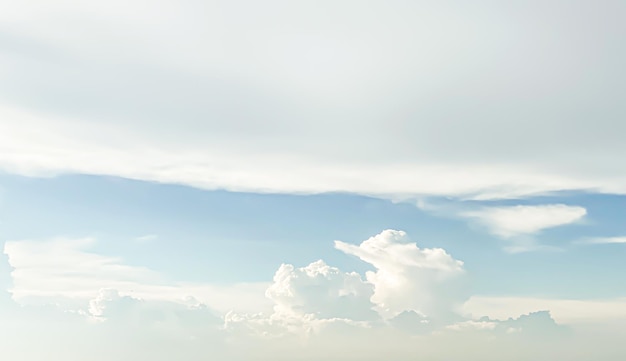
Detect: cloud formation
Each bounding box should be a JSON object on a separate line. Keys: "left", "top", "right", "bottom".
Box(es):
{"left": 335, "top": 230, "right": 466, "bottom": 321}
{"left": 3, "top": 237, "right": 271, "bottom": 313}
{"left": 4, "top": 237, "right": 160, "bottom": 299}
{"left": 579, "top": 236, "right": 626, "bottom": 245}
{"left": 0, "top": 1, "right": 625, "bottom": 200}
{"left": 461, "top": 204, "right": 587, "bottom": 238}
{"left": 265, "top": 260, "right": 378, "bottom": 321}
{"left": 3, "top": 229, "right": 626, "bottom": 360}
{"left": 464, "top": 296, "right": 626, "bottom": 325}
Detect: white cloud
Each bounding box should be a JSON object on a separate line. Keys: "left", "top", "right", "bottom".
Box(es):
{"left": 85, "top": 288, "right": 223, "bottom": 343}
{"left": 446, "top": 319, "right": 497, "bottom": 332}
{"left": 3, "top": 296, "right": 614, "bottom": 361}
{"left": 0, "top": 1, "right": 625, "bottom": 200}
{"left": 3, "top": 237, "right": 270, "bottom": 314}
{"left": 446, "top": 311, "right": 568, "bottom": 340}
{"left": 224, "top": 259, "right": 378, "bottom": 339}
{"left": 135, "top": 234, "right": 158, "bottom": 243}
{"left": 3, "top": 231, "right": 469, "bottom": 339}
{"left": 579, "top": 236, "right": 626, "bottom": 245}
{"left": 0, "top": 104, "right": 602, "bottom": 200}
{"left": 7, "top": 231, "right": 626, "bottom": 333}
{"left": 461, "top": 204, "right": 587, "bottom": 239}
{"left": 3, "top": 230, "right": 626, "bottom": 360}
{"left": 265, "top": 260, "right": 378, "bottom": 321}
{"left": 4, "top": 237, "right": 161, "bottom": 299}
{"left": 335, "top": 230, "right": 466, "bottom": 321}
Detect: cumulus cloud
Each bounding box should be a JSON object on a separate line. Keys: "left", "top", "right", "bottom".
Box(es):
{"left": 0, "top": 1, "right": 625, "bottom": 200}
{"left": 85, "top": 288, "right": 222, "bottom": 343}
{"left": 223, "top": 259, "right": 377, "bottom": 339}
{"left": 461, "top": 204, "right": 587, "bottom": 239}
{"left": 2, "top": 297, "right": 612, "bottom": 361}
{"left": 265, "top": 260, "right": 378, "bottom": 321}
{"left": 207, "top": 230, "right": 469, "bottom": 338}
{"left": 4, "top": 231, "right": 470, "bottom": 327}
{"left": 3, "top": 230, "right": 626, "bottom": 360}
{"left": 335, "top": 230, "right": 466, "bottom": 322}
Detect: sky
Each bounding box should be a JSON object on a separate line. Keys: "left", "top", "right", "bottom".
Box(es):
{"left": 1, "top": 1, "right": 625, "bottom": 360}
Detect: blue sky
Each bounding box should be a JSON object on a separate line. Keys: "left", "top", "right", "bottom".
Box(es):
{"left": 1, "top": 1, "right": 626, "bottom": 360}
{"left": 1, "top": 172, "right": 624, "bottom": 300}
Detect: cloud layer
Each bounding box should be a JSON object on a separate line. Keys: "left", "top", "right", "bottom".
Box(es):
{"left": 1, "top": 1, "right": 625, "bottom": 199}
{"left": 3, "top": 237, "right": 271, "bottom": 313}
{"left": 3, "top": 229, "right": 626, "bottom": 360}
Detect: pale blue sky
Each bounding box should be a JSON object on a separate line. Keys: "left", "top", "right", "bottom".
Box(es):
{"left": 1, "top": 172, "right": 624, "bottom": 298}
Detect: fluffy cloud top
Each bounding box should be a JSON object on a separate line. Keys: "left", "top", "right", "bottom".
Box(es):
{"left": 265, "top": 260, "right": 377, "bottom": 321}
{"left": 335, "top": 230, "right": 466, "bottom": 321}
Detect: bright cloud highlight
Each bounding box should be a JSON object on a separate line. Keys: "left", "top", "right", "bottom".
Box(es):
{"left": 335, "top": 229, "right": 466, "bottom": 321}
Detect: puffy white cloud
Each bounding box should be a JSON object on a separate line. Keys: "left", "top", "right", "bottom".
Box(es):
{"left": 222, "top": 229, "right": 468, "bottom": 337}
{"left": 2, "top": 230, "right": 626, "bottom": 360}
{"left": 335, "top": 230, "right": 466, "bottom": 321}
{"left": 265, "top": 260, "right": 378, "bottom": 321}
{"left": 461, "top": 204, "right": 587, "bottom": 239}
{"left": 223, "top": 309, "right": 370, "bottom": 340}
{"left": 85, "top": 288, "right": 222, "bottom": 343}
{"left": 4, "top": 231, "right": 471, "bottom": 338}
{"left": 224, "top": 259, "right": 377, "bottom": 339}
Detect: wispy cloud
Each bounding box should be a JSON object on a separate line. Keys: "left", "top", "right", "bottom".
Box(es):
{"left": 417, "top": 200, "right": 587, "bottom": 252}
{"left": 460, "top": 204, "right": 587, "bottom": 239}
{"left": 3, "top": 237, "right": 270, "bottom": 314}
{"left": 135, "top": 234, "right": 158, "bottom": 243}
{"left": 577, "top": 236, "right": 626, "bottom": 245}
